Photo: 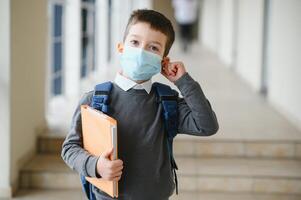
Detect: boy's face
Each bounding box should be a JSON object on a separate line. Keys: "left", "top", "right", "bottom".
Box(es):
{"left": 119, "top": 22, "right": 167, "bottom": 58}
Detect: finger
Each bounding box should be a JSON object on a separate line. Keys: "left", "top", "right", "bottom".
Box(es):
{"left": 111, "top": 165, "right": 123, "bottom": 174}
{"left": 170, "top": 72, "right": 176, "bottom": 76}
{"left": 109, "top": 164, "right": 123, "bottom": 174}
{"left": 106, "top": 171, "right": 120, "bottom": 179}
{"left": 111, "top": 159, "right": 123, "bottom": 167}
{"left": 171, "top": 64, "right": 178, "bottom": 72}
{"left": 166, "top": 64, "right": 175, "bottom": 75}
{"left": 168, "top": 67, "right": 176, "bottom": 76}
{"left": 107, "top": 171, "right": 122, "bottom": 180}
{"left": 111, "top": 170, "right": 123, "bottom": 178}
{"left": 109, "top": 167, "right": 123, "bottom": 175}
{"left": 169, "top": 63, "right": 178, "bottom": 71}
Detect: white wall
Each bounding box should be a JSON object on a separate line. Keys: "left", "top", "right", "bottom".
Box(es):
{"left": 267, "top": 0, "right": 301, "bottom": 129}
{"left": 201, "top": 0, "right": 264, "bottom": 90}
{"left": 200, "top": 0, "right": 301, "bottom": 129}
{"left": 0, "top": 0, "right": 11, "bottom": 197}
{"left": 133, "top": 0, "right": 152, "bottom": 9}
{"left": 10, "top": 0, "right": 47, "bottom": 192}
{"left": 201, "top": 0, "right": 219, "bottom": 52}
{"left": 217, "top": 0, "right": 234, "bottom": 67}
{"left": 235, "top": 0, "right": 264, "bottom": 91}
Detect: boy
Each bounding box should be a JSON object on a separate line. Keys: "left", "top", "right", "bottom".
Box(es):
{"left": 62, "top": 9, "right": 218, "bottom": 200}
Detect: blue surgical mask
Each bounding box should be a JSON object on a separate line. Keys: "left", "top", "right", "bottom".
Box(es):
{"left": 120, "top": 46, "right": 162, "bottom": 81}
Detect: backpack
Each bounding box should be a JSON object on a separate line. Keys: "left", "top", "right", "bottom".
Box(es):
{"left": 81, "top": 81, "right": 179, "bottom": 200}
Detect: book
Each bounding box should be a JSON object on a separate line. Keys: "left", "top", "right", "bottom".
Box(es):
{"left": 81, "top": 105, "right": 118, "bottom": 198}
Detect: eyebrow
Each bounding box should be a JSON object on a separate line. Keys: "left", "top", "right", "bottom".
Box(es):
{"left": 151, "top": 41, "right": 163, "bottom": 47}
{"left": 129, "top": 34, "right": 163, "bottom": 47}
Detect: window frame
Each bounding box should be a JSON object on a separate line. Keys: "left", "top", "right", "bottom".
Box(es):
{"left": 48, "top": 0, "right": 66, "bottom": 97}
{"left": 80, "top": 0, "right": 96, "bottom": 79}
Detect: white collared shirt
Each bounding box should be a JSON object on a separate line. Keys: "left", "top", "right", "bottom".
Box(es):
{"left": 114, "top": 73, "right": 152, "bottom": 94}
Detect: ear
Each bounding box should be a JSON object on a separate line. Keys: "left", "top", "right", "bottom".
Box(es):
{"left": 161, "top": 56, "right": 170, "bottom": 68}
{"left": 117, "top": 43, "right": 124, "bottom": 53}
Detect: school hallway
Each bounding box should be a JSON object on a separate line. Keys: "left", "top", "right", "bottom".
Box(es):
{"left": 2, "top": 43, "right": 300, "bottom": 200}
{"left": 1, "top": 0, "right": 301, "bottom": 200}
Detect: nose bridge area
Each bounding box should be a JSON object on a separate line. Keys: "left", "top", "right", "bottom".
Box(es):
{"left": 140, "top": 42, "right": 150, "bottom": 52}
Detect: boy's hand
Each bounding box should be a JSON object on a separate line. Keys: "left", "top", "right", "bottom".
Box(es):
{"left": 161, "top": 57, "right": 187, "bottom": 83}
{"left": 96, "top": 148, "right": 123, "bottom": 181}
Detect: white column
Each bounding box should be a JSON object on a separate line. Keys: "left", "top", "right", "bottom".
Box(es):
{"left": 235, "top": 0, "right": 264, "bottom": 91}
{"left": 0, "top": 0, "right": 11, "bottom": 197}
{"left": 267, "top": 0, "right": 301, "bottom": 130}
{"left": 64, "top": 0, "right": 81, "bottom": 99}
{"left": 95, "top": 0, "right": 109, "bottom": 74}
{"left": 132, "top": 0, "right": 153, "bottom": 9}
{"left": 218, "top": 0, "right": 234, "bottom": 67}
{"left": 201, "top": 0, "right": 220, "bottom": 52}
{"left": 110, "top": 0, "right": 131, "bottom": 66}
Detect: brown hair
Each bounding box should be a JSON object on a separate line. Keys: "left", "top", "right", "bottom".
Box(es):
{"left": 123, "top": 9, "right": 175, "bottom": 56}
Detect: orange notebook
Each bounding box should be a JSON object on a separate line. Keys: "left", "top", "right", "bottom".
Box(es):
{"left": 81, "top": 105, "right": 118, "bottom": 198}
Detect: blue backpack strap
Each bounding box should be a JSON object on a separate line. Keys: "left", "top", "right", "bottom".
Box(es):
{"left": 153, "top": 82, "right": 179, "bottom": 195}
{"left": 80, "top": 81, "right": 113, "bottom": 200}
{"left": 80, "top": 174, "right": 96, "bottom": 200}
{"left": 91, "top": 81, "right": 113, "bottom": 114}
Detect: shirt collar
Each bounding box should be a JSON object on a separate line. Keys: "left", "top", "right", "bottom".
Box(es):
{"left": 114, "top": 73, "right": 153, "bottom": 94}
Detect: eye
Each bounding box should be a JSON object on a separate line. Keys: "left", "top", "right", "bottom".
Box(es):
{"left": 130, "top": 40, "right": 139, "bottom": 46}
{"left": 149, "top": 45, "right": 159, "bottom": 52}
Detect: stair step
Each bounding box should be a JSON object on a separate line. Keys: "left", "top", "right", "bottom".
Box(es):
{"left": 15, "top": 189, "right": 301, "bottom": 200}
{"left": 38, "top": 134, "right": 301, "bottom": 159}
{"left": 38, "top": 136, "right": 64, "bottom": 154}
{"left": 174, "top": 135, "right": 301, "bottom": 159}
{"left": 176, "top": 157, "right": 301, "bottom": 194}
{"left": 20, "top": 155, "right": 301, "bottom": 194}
{"left": 20, "top": 155, "right": 81, "bottom": 189}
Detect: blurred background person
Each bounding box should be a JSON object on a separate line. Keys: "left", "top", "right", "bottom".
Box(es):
{"left": 172, "top": 0, "right": 198, "bottom": 52}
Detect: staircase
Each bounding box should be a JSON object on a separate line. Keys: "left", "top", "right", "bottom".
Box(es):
{"left": 18, "top": 132, "right": 301, "bottom": 199}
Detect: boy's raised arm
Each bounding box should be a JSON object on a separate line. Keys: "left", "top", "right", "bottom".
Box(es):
{"left": 61, "top": 92, "right": 100, "bottom": 178}
{"left": 175, "top": 72, "right": 219, "bottom": 136}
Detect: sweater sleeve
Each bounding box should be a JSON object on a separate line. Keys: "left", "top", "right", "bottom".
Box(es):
{"left": 174, "top": 72, "right": 219, "bottom": 136}
{"left": 61, "top": 91, "right": 100, "bottom": 178}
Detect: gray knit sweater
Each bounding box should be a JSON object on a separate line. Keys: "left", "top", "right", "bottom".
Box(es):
{"left": 61, "top": 72, "right": 219, "bottom": 200}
